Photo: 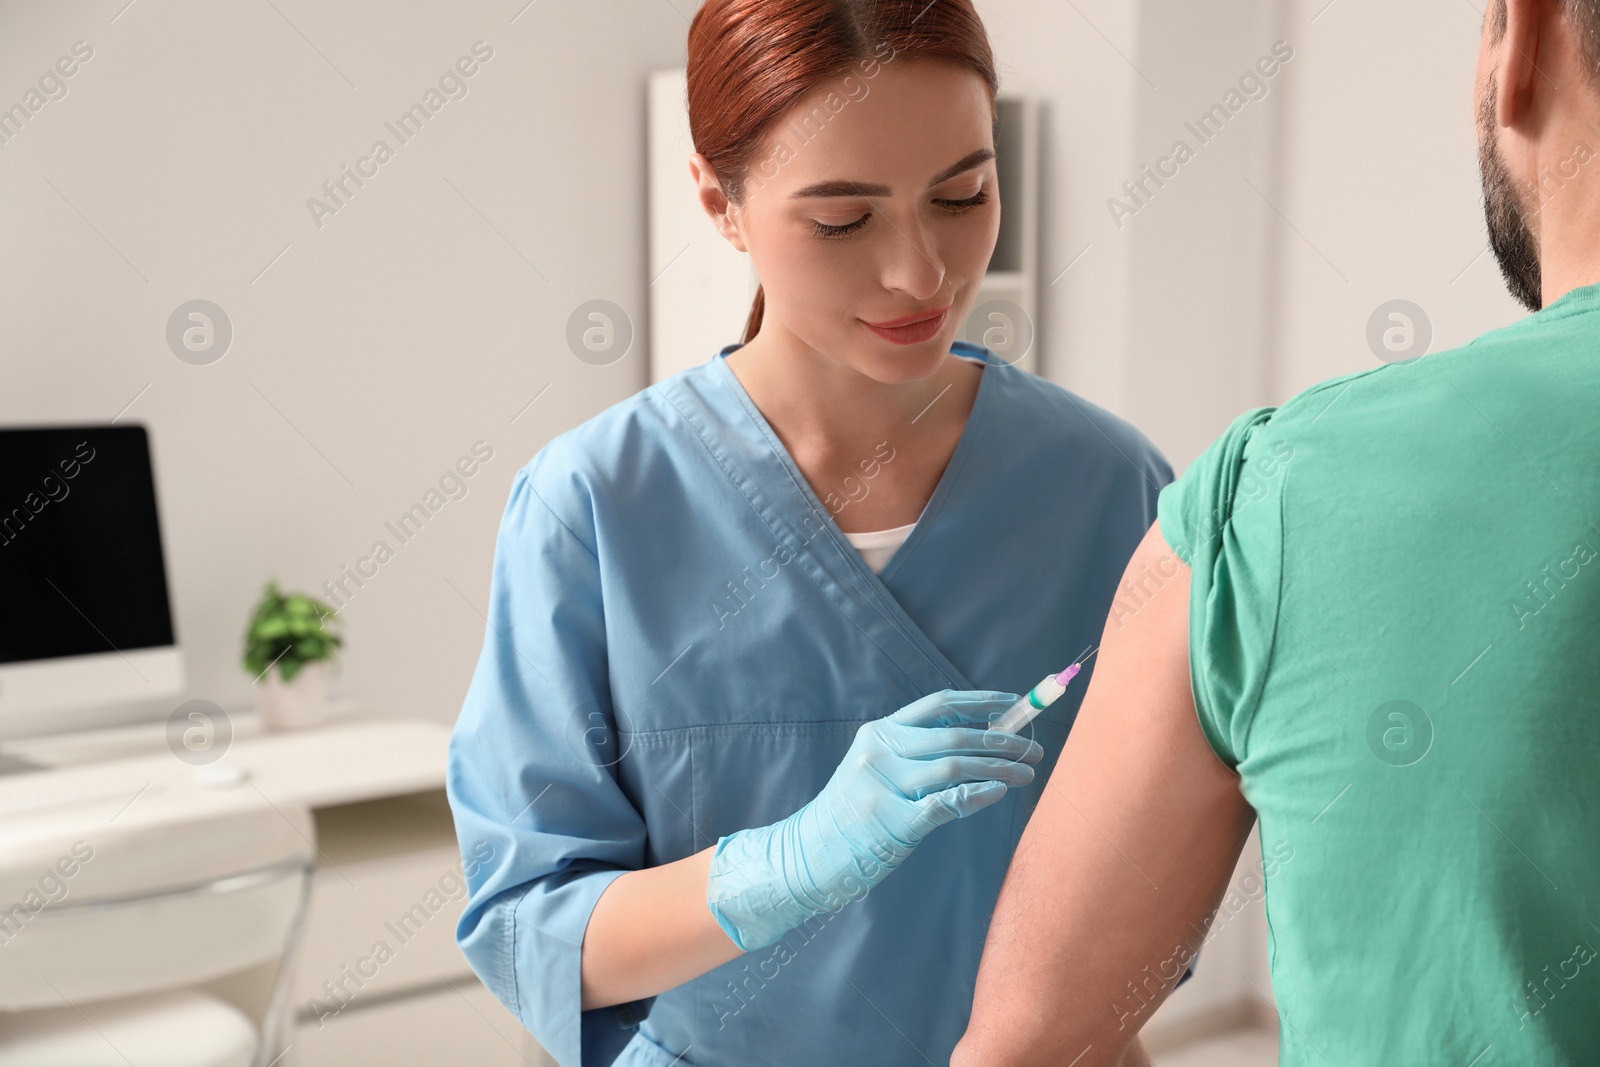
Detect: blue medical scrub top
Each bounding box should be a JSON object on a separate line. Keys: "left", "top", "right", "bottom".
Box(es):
{"left": 447, "top": 343, "right": 1174, "bottom": 1067}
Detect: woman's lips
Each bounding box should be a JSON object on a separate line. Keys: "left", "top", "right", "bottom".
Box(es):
{"left": 862, "top": 307, "right": 951, "bottom": 345}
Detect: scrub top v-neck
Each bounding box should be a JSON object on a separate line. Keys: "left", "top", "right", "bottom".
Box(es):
{"left": 447, "top": 341, "right": 1175, "bottom": 1067}
{"left": 843, "top": 522, "right": 918, "bottom": 573}
{"left": 705, "top": 343, "right": 995, "bottom": 688}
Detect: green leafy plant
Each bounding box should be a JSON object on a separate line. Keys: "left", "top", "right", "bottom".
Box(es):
{"left": 242, "top": 581, "right": 343, "bottom": 684}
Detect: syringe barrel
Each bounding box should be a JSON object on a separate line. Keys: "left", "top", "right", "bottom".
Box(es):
{"left": 988, "top": 674, "right": 1068, "bottom": 732}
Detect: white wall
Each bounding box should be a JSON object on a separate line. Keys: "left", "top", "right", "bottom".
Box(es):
{"left": 973, "top": 0, "right": 1143, "bottom": 409}
{"left": 1103, "top": 0, "right": 1526, "bottom": 473}
{"left": 1269, "top": 0, "right": 1523, "bottom": 398}
{"left": 0, "top": 0, "right": 683, "bottom": 732}
{"left": 1120, "top": 0, "right": 1286, "bottom": 468}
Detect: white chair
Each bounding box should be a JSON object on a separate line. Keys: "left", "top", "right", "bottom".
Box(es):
{"left": 0, "top": 783, "right": 316, "bottom": 1067}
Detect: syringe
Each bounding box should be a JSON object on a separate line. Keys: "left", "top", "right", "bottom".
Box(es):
{"left": 987, "top": 647, "right": 1098, "bottom": 733}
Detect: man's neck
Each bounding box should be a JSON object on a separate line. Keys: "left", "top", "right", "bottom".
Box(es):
{"left": 1536, "top": 120, "right": 1600, "bottom": 306}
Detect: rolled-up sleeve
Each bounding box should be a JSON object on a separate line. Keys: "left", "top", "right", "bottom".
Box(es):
{"left": 1155, "top": 405, "right": 1287, "bottom": 770}
{"left": 447, "top": 464, "right": 647, "bottom": 1067}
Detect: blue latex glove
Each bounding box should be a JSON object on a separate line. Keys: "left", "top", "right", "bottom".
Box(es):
{"left": 706, "top": 689, "right": 1042, "bottom": 951}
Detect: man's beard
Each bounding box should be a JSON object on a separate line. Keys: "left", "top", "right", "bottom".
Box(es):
{"left": 1478, "top": 71, "right": 1544, "bottom": 312}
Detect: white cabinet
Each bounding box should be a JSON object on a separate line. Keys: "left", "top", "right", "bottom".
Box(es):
{"left": 288, "top": 790, "right": 555, "bottom": 1067}
{"left": 0, "top": 709, "right": 559, "bottom": 1065}
{"left": 293, "top": 978, "right": 550, "bottom": 1067}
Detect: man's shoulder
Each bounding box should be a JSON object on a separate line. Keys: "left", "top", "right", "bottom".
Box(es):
{"left": 1270, "top": 305, "right": 1596, "bottom": 437}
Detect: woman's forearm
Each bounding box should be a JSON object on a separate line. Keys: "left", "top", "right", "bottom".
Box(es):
{"left": 580, "top": 845, "right": 745, "bottom": 1010}
{"left": 579, "top": 849, "right": 1150, "bottom": 1066}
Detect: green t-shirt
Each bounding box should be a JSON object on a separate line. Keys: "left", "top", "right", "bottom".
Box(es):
{"left": 1158, "top": 283, "right": 1600, "bottom": 1064}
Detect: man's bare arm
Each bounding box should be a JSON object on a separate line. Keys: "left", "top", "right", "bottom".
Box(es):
{"left": 952, "top": 521, "right": 1258, "bottom": 1067}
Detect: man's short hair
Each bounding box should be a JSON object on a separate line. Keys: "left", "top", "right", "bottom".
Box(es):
{"left": 1573, "top": 1, "right": 1600, "bottom": 83}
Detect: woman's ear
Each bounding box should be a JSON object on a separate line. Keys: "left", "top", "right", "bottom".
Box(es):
{"left": 688, "top": 152, "right": 749, "bottom": 252}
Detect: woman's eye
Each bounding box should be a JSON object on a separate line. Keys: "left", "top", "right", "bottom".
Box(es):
{"left": 936, "top": 189, "right": 991, "bottom": 213}
{"left": 808, "top": 188, "right": 990, "bottom": 239}
{"left": 810, "top": 215, "right": 870, "bottom": 239}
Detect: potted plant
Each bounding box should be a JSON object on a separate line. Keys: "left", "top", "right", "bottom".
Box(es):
{"left": 242, "top": 581, "right": 343, "bottom": 731}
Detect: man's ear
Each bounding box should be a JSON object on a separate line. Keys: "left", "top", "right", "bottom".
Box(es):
{"left": 688, "top": 153, "right": 748, "bottom": 252}
{"left": 1496, "top": 0, "right": 1547, "bottom": 128}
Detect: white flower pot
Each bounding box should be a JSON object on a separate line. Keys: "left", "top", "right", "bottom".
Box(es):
{"left": 259, "top": 660, "right": 331, "bottom": 732}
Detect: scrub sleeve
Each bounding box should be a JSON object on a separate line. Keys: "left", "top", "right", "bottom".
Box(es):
{"left": 447, "top": 465, "right": 650, "bottom": 1067}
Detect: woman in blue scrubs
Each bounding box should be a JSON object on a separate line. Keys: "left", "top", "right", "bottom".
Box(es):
{"left": 447, "top": 2, "right": 1172, "bottom": 1064}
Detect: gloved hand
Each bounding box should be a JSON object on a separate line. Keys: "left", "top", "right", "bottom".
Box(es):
{"left": 706, "top": 689, "right": 1042, "bottom": 951}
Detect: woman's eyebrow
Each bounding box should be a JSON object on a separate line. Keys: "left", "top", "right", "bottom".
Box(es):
{"left": 788, "top": 148, "right": 996, "bottom": 199}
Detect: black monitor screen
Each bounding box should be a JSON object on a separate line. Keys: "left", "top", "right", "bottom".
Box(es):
{"left": 0, "top": 425, "right": 176, "bottom": 665}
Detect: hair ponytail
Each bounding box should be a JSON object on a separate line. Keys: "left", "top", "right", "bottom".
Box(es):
{"left": 742, "top": 285, "right": 766, "bottom": 344}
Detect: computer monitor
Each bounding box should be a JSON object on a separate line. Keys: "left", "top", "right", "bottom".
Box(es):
{"left": 0, "top": 425, "right": 184, "bottom": 742}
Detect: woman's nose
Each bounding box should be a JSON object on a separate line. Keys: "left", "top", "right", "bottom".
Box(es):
{"left": 875, "top": 206, "right": 947, "bottom": 300}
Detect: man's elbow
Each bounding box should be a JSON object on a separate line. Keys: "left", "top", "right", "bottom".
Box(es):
{"left": 953, "top": 1023, "right": 1138, "bottom": 1067}
{"left": 951, "top": 1028, "right": 1032, "bottom": 1067}
{"left": 952, "top": 1023, "right": 1070, "bottom": 1067}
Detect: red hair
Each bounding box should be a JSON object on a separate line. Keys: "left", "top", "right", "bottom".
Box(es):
{"left": 686, "top": 0, "right": 1000, "bottom": 343}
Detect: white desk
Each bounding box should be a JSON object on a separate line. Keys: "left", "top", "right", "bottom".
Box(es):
{"left": 0, "top": 702, "right": 446, "bottom": 809}
{"left": 0, "top": 705, "right": 554, "bottom": 1067}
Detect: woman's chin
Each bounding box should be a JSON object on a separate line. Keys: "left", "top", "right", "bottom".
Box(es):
{"left": 850, "top": 340, "right": 954, "bottom": 385}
